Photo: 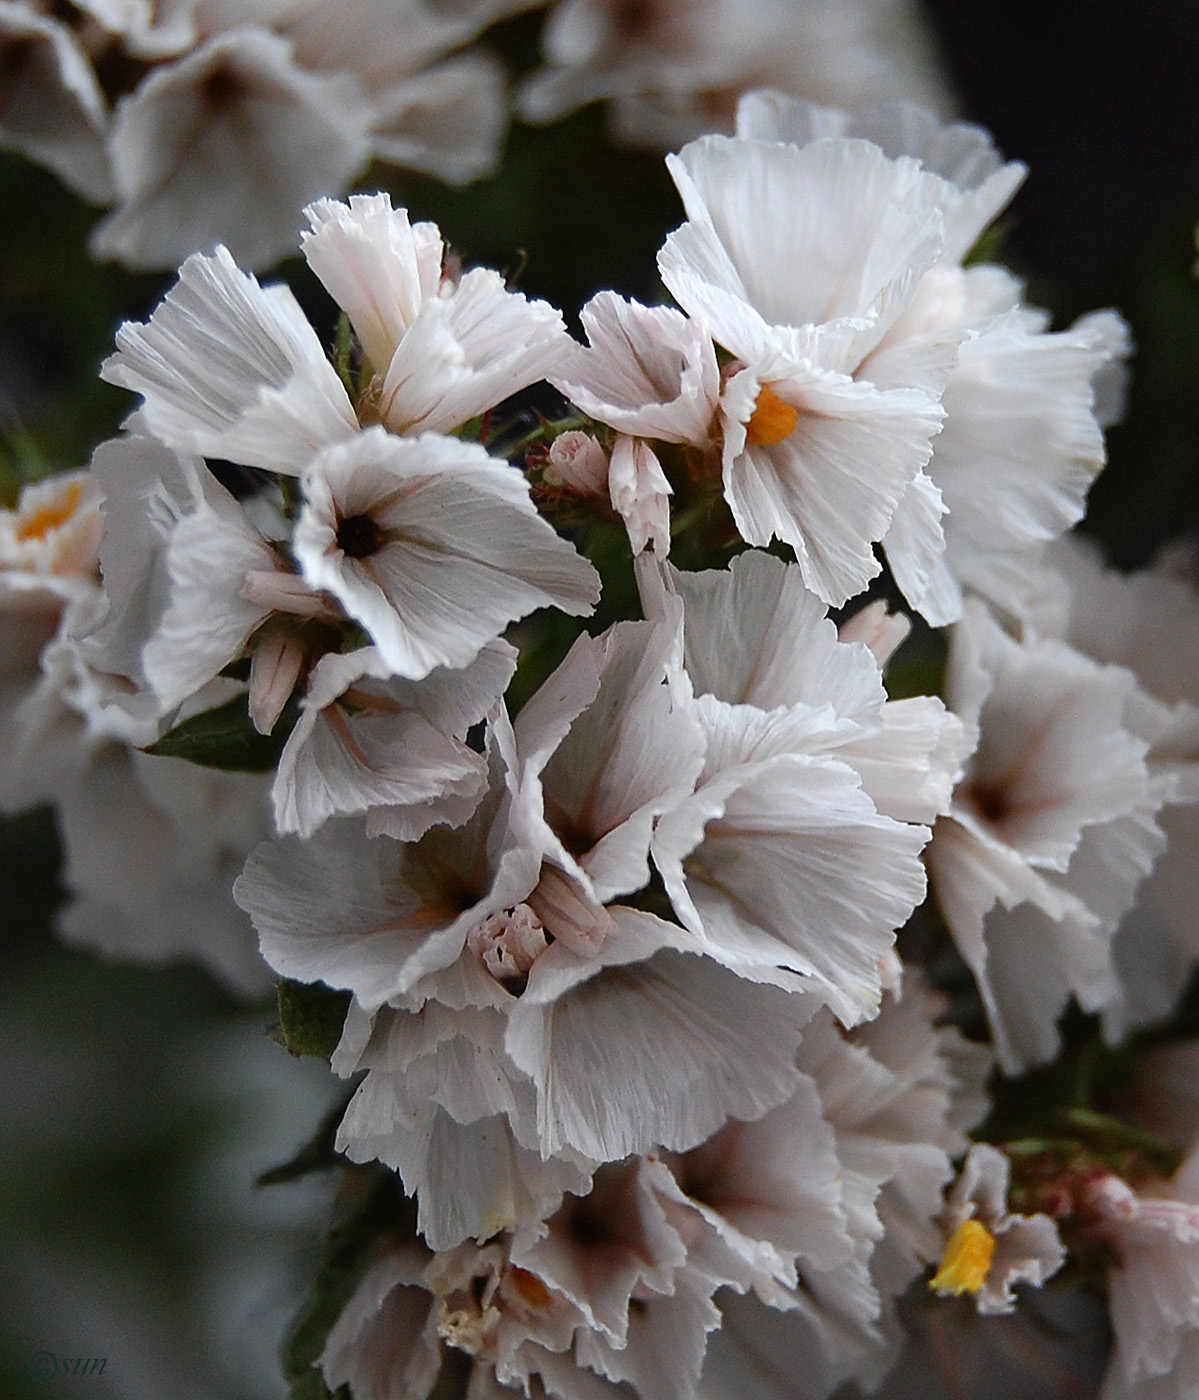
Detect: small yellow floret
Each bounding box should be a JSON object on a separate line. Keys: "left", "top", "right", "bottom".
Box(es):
{"left": 929, "top": 1218, "right": 995, "bottom": 1297}
{"left": 745, "top": 384, "right": 800, "bottom": 446}
{"left": 15, "top": 480, "right": 83, "bottom": 542}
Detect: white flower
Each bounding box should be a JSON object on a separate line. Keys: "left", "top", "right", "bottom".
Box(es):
{"left": 291, "top": 427, "right": 599, "bottom": 680}
{"left": 104, "top": 195, "right": 573, "bottom": 474}
{"left": 272, "top": 640, "right": 516, "bottom": 840}
{"left": 238, "top": 619, "right": 823, "bottom": 1241}
{"left": 1085, "top": 1153, "right": 1199, "bottom": 1400}
{"left": 657, "top": 131, "right": 952, "bottom": 605}
{"left": 928, "top": 599, "right": 1166, "bottom": 1072}
{"left": 651, "top": 550, "right": 960, "bottom": 1025}
{"left": 729, "top": 93, "right": 1129, "bottom": 626}
{"left": 90, "top": 27, "right": 372, "bottom": 271}
{"left": 0, "top": 3, "right": 114, "bottom": 202}
{"left": 929, "top": 1143, "right": 1065, "bottom": 1314}
{"left": 303, "top": 193, "right": 573, "bottom": 435}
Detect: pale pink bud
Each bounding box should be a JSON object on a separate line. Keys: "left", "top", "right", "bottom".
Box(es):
{"left": 248, "top": 627, "right": 305, "bottom": 735}
{"left": 543, "top": 430, "right": 609, "bottom": 498}
{"left": 609, "top": 434, "right": 671, "bottom": 556}
{"left": 839, "top": 599, "right": 911, "bottom": 666}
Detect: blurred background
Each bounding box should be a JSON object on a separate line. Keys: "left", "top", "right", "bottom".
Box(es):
{"left": 2, "top": 2, "right": 1198, "bottom": 1396}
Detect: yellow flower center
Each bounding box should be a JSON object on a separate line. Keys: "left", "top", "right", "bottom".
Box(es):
{"left": 15, "top": 480, "right": 83, "bottom": 542}
{"left": 745, "top": 384, "right": 800, "bottom": 446}
{"left": 929, "top": 1219, "right": 995, "bottom": 1297}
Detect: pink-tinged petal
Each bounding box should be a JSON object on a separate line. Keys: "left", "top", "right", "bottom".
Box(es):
{"left": 538, "top": 618, "right": 706, "bottom": 903}
{"left": 247, "top": 624, "right": 305, "bottom": 735}
{"left": 378, "top": 268, "right": 572, "bottom": 435}
{"left": 320, "top": 1246, "right": 442, "bottom": 1400}
{"left": 655, "top": 753, "right": 929, "bottom": 1026}
{"left": 271, "top": 648, "right": 494, "bottom": 840}
{"left": 140, "top": 489, "right": 281, "bottom": 713}
{"left": 671, "top": 549, "right": 884, "bottom": 719}
{"left": 235, "top": 802, "right": 535, "bottom": 1010}
{"left": 553, "top": 291, "right": 719, "bottom": 445}
{"left": 81, "top": 435, "right": 212, "bottom": 684}
{"left": 609, "top": 434, "right": 672, "bottom": 556}
{"left": 506, "top": 929, "right": 816, "bottom": 1161}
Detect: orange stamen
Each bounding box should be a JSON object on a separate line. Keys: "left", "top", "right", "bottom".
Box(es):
{"left": 745, "top": 385, "right": 800, "bottom": 446}
{"left": 15, "top": 480, "right": 83, "bottom": 542}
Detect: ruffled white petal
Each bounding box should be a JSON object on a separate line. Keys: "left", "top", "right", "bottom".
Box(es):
{"left": 102, "top": 245, "right": 358, "bottom": 474}
{"left": 293, "top": 428, "right": 599, "bottom": 679}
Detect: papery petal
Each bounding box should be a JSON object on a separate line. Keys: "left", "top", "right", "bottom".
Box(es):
{"left": 553, "top": 290, "right": 719, "bottom": 445}
{"left": 378, "top": 268, "right": 572, "bottom": 435}
{"left": 301, "top": 192, "right": 443, "bottom": 372}
{"left": 720, "top": 363, "right": 941, "bottom": 607}
{"left": 293, "top": 428, "right": 599, "bottom": 680}
{"left": 102, "top": 245, "right": 358, "bottom": 474}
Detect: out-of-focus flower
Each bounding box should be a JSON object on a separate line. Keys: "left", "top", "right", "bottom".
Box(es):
{"left": 929, "top": 1143, "right": 1065, "bottom": 1314}
{"left": 928, "top": 598, "right": 1165, "bottom": 1072}
{"left": 2, "top": 0, "right": 523, "bottom": 269}
{"left": 1085, "top": 1152, "right": 1199, "bottom": 1400}
{"left": 518, "top": 0, "right": 949, "bottom": 151}
{"left": 1030, "top": 536, "right": 1199, "bottom": 1041}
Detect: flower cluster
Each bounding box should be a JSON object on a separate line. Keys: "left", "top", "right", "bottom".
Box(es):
{"left": 11, "top": 83, "right": 1199, "bottom": 1400}
{"left": 1, "top": 0, "right": 946, "bottom": 271}
{"left": 0, "top": 0, "right": 529, "bottom": 269}
{"left": 517, "top": 0, "right": 947, "bottom": 149}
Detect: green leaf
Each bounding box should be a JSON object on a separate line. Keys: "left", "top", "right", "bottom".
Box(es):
{"left": 142, "top": 692, "right": 297, "bottom": 772}
{"left": 276, "top": 979, "right": 352, "bottom": 1061}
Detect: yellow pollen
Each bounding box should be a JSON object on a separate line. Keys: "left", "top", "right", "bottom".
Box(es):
{"left": 15, "top": 480, "right": 83, "bottom": 542}
{"left": 929, "top": 1219, "right": 995, "bottom": 1297}
{"left": 745, "top": 384, "right": 800, "bottom": 446}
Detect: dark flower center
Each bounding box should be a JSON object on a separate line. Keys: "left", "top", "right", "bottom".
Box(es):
{"left": 336, "top": 513, "right": 384, "bottom": 559}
